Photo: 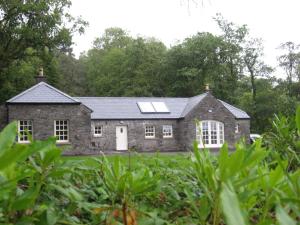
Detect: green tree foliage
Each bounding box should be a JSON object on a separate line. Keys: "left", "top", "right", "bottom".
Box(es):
{"left": 163, "top": 32, "right": 225, "bottom": 97}
{"left": 0, "top": 4, "right": 299, "bottom": 133}
{"left": 278, "top": 42, "right": 300, "bottom": 97}
{"left": 83, "top": 28, "right": 167, "bottom": 97}
{"left": 0, "top": 0, "right": 87, "bottom": 103}
{"left": 56, "top": 52, "right": 88, "bottom": 96}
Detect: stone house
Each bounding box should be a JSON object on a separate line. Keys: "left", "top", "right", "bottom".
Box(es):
{"left": 0, "top": 76, "right": 250, "bottom": 154}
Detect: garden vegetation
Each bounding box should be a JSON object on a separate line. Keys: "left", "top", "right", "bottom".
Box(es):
{"left": 0, "top": 108, "right": 299, "bottom": 224}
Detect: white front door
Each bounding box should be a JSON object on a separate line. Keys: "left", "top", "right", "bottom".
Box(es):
{"left": 116, "top": 126, "right": 128, "bottom": 150}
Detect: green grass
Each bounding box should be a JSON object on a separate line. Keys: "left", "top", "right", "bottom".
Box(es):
{"left": 63, "top": 151, "right": 192, "bottom": 169}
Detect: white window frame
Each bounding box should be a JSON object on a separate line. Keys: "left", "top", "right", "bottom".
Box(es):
{"left": 145, "top": 125, "right": 155, "bottom": 139}
{"left": 93, "top": 125, "right": 103, "bottom": 137}
{"left": 196, "top": 120, "right": 224, "bottom": 148}
{"left": 163, "top": 125, "right": 173, "bottom": 138}
{"left": 18, "top": 120, "right": 33, "bottom": 143}
{"left": 54, "top": 120, "right": 69, "bottom": 143}
{"left": 235, "top": 124, "right": 239, "bottom": 133}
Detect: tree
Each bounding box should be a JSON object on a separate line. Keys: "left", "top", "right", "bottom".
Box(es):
{"left": 93, "top": 27, "right": 132, "bottom": 50}
{"left": 0, "top": 0, "right": 87, "bottom": 103}
{"left": 56, "top": 52, "right": 87, "bottom": 96}
{"left": 278, "top": 42, "right": 300, "bottom": 95}
{"left": 82, "top": 28, "right": 167, "bottom": 97}
{"left": 163, "top": 32, "right": 224, "bottom": 97}
{"left": 214, "top": 14, "right": 248, "bottom": 103}
{"left": 242, "top": 38, "right": 273, "bottom": 130}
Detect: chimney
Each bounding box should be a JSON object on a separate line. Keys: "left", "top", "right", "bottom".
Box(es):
{"left": 35, "top": 67, "right": 47, "bottom": 83}
{"left": 205, "top": 83, "right": 210, "bottom": 92}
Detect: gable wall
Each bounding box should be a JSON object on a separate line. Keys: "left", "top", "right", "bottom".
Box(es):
{"left": 178, "top": 92, "right": 239, "bottom": 150}
{"left": 235, "top": 119, "right": 250, "bottom": 144}
{"left": 7, "top": 104, "right": 91, "bottom": 152}
{"left": 90, "top": 119, "right": 180, "bottom": 152}
{"left": 0, "top": 104, "right": 7, "bottom": 131}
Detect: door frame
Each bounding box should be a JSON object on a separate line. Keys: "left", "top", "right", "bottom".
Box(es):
{"left": 116, "top": 125, "right": 128, "bottom": 151}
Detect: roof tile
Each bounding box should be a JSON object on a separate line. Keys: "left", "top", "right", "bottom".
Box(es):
{"left": 7, "top": 82, "right": 79, "bottom": 103}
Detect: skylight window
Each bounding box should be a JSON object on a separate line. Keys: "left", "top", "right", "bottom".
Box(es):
{"left": 137, "top": 102, "right": 155, "bottom": 113}
{"left": 152, "top": 102, "right": 169, "bottom": 113}
{"left": 137, "top": 102, "right": 170, "bottom": 113}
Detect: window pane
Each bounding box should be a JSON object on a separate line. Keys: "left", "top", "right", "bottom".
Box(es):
{"left": 145, "top": 125, "right": 155, "bottom": 137}
{"left": 163, "top": 125, "right": 172, "bottom": 137}
{"left": 210, "top": 122, "right": 217, "bottom": 144}
{"left": 199, "top": 121, "right": 224, "bottom": 147}
{"left": 18, "top": 120, "right": 33, "bottom": 143}
{"left": 55, "top": 120, "right": 68, "bottom": 142}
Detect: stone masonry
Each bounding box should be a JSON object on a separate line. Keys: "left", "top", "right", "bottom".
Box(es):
{"left": 178, "top": 92, "right": 247, "bottom": 150}
{"left": 90, "top": 119, "right": 180, "bottom": 152}
{"left": 7, "top": 103, "right": 91, "bottom": 152}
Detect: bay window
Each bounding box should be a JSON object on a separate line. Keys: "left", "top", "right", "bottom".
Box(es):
{"left": 196, "top": 120, "right": 224, "bottom": 148}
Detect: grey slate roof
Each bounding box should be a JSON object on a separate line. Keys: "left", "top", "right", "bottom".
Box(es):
{"left": 180, "top": 93, "right": 207, "bottom": 117}
{"left": 7, "top": 82, "right": 79, "bottom": 104}
{"left": 6, "top": 82, "right": 250, "bottom": 119}
{"left": 76, "top": 95, "right": 250, "bottom": 120}
{"left": 219, "top": 100, "right": 250, "bottom": 119}
{"left": 76, "top": 97, "right": 189, "bottom": 119}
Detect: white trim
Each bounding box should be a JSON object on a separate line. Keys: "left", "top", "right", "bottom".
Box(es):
{"left": 145, "top": 125, "right": 155, "bottom": 139}
{"left": 54, "top": 120, "right": 69, "bottom": 143}
{"left": 196, "top": 120, "right": 224, "bottom": 148}
{"left": 163, "top": 125, "right": 173, "bottom": 138}
{"left": 17, "top": 120, "right": 33, "bottom": 143}
{"left": 235, "top": 124, "right": 239, "bottom": 133}
{"left": 116, "top": 126, "right": 128, "bottom": 150}
{"left": 93, "top": 124, "right": 103, "bottom": 137}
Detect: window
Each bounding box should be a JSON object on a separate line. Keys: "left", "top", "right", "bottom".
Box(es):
{"left": 93, "top": 125, "right": 103, "bottom": 137}
{"left": 18, "top": 120, "right": 33, "bottom": 143}
{"left": 196, "top": 120, "right": 224, "bottom": 148}
{"left": 235, "top": 124, "right": 239, "bottom": 133}
{"left": 163, "top": 125, "right": 173, "bottom": 138}
{"left": 145, "top": 125, "right": 155, "bottom": 138}
{"left": 54, "top": 120, "right": 69, "bottom": 143}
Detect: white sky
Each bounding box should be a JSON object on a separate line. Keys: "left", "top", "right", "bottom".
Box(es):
{"left": 70, "top": 0, "right": 300, "bottom": 76}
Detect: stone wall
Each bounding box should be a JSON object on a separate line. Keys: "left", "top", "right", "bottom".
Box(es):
{"left": 7, "top": 103, "right": 91, "bottom": 153}
{"left": 90, "top": 119, "right": 180, "bottom": 152}
{"left": 234, "top": 119, "right": 251, "bottom": 144}
{"left": 178, "top": 92, "right": 247, "bottom": 150}
{"left": 0, "top": 104, "right": 7, "bottom": 131}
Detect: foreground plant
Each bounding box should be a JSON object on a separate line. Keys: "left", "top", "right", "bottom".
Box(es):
{"left": 0, "top": 122, "right": 90, "bottom": 224}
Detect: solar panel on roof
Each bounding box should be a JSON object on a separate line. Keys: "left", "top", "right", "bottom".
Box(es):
{"left": 137, "top": 102, "right": 155, "bottom": 113}
{"left": 152, "top": 102, "right": 170, "bottom": 113}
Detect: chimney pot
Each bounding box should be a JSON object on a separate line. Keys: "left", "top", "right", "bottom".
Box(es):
{"left": 39, "top": 67, "right": 44, "bottom": 76}
{"left": 205, "top": 83, "right": 210, "bottom": 92}
{"left": 35, "top": 67, "right": 47, "bottom": 83}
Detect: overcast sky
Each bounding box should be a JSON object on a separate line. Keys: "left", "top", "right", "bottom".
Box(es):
{"left": 70, "top": 0, "right": 300, "bottom": 75}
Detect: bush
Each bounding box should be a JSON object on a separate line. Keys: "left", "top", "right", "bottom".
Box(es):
{"left": 0, "top": 119, "right": 299, "bottom": 224}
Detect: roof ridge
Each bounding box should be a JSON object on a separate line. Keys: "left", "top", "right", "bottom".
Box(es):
{"left": 75, "top": 96, "right": 189, "bottom": 99}
{"left": 7, "top": 82, "right": 79, "bottom": 103}
{"left": 7, "top": 82, "right": 44, "bottom": 102}
{"left": 180, "top": 92, "right": 208, "bottom": 117}
{"left": 218, "top": 100, "right": 250, "bottom": 119}
{"left": 218, "top": 100, "right": 246, "bottom": 113}
{"left": 41, "top": 82, "right": 79, "bottom": 103}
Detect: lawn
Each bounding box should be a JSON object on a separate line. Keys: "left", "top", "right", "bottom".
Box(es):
{"left": 63, "top": 151, "right": 193, "bottom": 169}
